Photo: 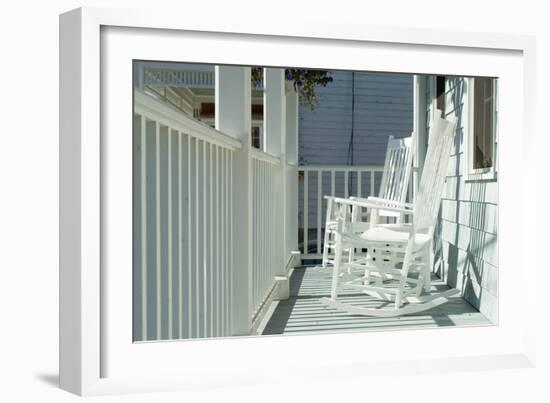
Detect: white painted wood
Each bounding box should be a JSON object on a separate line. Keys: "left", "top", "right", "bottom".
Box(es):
{"left": 213, "top": 146, "right": 223, "bottom": 333}
{"left": 303, "top": 171, "right": 309, "bottom": 254}
{"left": 263, "top": 267, "right": 489, "bottom": 335}
{"left": 60, "top": 9, "right": 86, "bottom": 393}
{"left": 215, "top": 65, "right": 252, "bottom": 335}
{"left": 250, "top": 148, "right": 280, "bottom": 164}
{"left": 140, "top": 116, "right": 148, "bottom": 341}
{"left": 144, "top": 67, "right": 216, "bottom": 88}
{"left": 177, "top": 131, "right": 183, "bottom": 339}
{"left": 320, "top": 288, "right": 460, "bottom": 317}
{"left": 264, "top": 68, "right": 285, "bottom": 157}
{"left": 264, "top": 68, "right": 289, "bottom": 279}
{"left": 187, "top": 134, "right": 193, "bottom": 338}
{"left": 378, "top": 134, "right": 416, "bottom": 207}
{"left": 135, "top": 91, "right": 241, "bottom": 150}
{"left": 317, "top": 171, "right": 322, "bottom": 253}
{"left": 301, "top": 164, "right": 387, "bottom": 171}
{"left": 202, "top": 141, "right": 207, "bottom": 337}
{"left": 250, "top": 152, "right": 286, "bottom": 317}
{"left": 316, "top": 131, "right": 415, "bottom": 265}
{"left": 284, "top": 87, "right": 300, "bottom": 262}
{"left": 306, "top": 166, "right": 385, "bottom": 264}
{"left": 344, "top": 171, "right": 349, "bottom": 198}
{"left": 155, "top": 122, "right": 162, "bottom": 339}
{"left": 285, "top": 89, "right": 299, "bottom": 165}
{"left": 131, "top": 86, "right": 240, "bottom": 341}
{"left": 120, "top": 96, "right": 245, "bottom": 337}
{"left": 194, "top": 138, "right": 200, "bottom": 338}
{"left": 413, "top": 75, "right": 428, "bottom": 200}
{"left": 229, "top": 151, "right": 235, "bottom": 336}
{"left": 322, "top": 115, "right": 457, "bottom": 316}
{"left": 167, "top": 129, "right": 173, "bottom": 338}
{"left": 220, "top": 148, "right": 226, "bottom": 335}
{"left": 209, "top": 143, "right": 213, "bottom": 336}
{"left": 225, "top": 150, "right": 230, "bottom": 335}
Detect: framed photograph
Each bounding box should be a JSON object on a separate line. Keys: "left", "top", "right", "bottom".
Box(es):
{"left": 60, "top": 6, "right": 536, "bottom": 396}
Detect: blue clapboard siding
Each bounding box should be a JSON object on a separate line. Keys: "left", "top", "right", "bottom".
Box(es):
{"left": 429, "top": 76, "right": 499, "bottom": 324}
{"left": 297, "top": 71, "right": 413, "bottom": 245}
{"left": 298, "top": 71, "right": 413, "bottom": 166}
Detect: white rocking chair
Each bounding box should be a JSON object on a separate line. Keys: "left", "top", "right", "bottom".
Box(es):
{"left": 321, "top": 133, "right": 416, "bottom": 268}
{"left": 320, "top": 114, "right": 459, "bottom": 317}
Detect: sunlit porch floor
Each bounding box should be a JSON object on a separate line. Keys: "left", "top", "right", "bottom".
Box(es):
{"left": 259, "top": 265, "right": 491, "bottom": 335}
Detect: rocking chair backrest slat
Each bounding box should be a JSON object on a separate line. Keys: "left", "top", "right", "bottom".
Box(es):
{"left": 414, "top": 113, "right": 457, "bottom": 234}
{"left": 328, "top": 132, "right": 416, "bottom": 236}
{"left": 378, "top": 133, "right": 416, "bottom": 204}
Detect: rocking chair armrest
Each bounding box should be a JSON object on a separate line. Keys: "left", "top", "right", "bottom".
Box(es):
{"left": 359, "top": 197, "right": 414, "bottom": 209}
{"left": 327, "top": 195, "right": 412, "bottom": 209}
{"left": 332, "top": 197, "right": 414, "bottom": 215}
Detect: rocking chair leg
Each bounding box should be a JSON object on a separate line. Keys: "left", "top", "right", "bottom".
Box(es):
{"left": 330, "top": 232, "right": 343, "bottom": 300}
{"left": 425, "top": 245, "right": 434, "bottom": 293}
{"left": 415, "top": 272, "right": 424, "bottom": 297}
{"left": 363, "top": 269, "right": 371, "bottom": 285}
{"left": 322, "top": 198, "right": 334, "bottom": 269}
{"left": 348, "top": 247, "right": 355, "bottom": 268}
{"left": 322, "top": 230, "right": 331, "bottom": 269}
{"left": 395, "top": 240, "right": 414, "bottom": 308}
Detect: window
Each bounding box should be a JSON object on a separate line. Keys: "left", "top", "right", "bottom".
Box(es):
{"left": 467, "top": 77, "right": 497, "bottom": 179}
{"left": 472, "top": 78, "right": 495, "bottom": 169}
{"left": 251, "top": 124, "right": 263, "bottom": 149}
{"left": 435, "top": 75, "right": 446, "bottom": 116}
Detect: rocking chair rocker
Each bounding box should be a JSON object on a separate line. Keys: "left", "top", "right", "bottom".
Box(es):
{"left": 320, "top": 114, "right": 458, "bottom": 317}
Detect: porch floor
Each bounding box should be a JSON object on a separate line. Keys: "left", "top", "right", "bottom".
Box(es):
{"left": 260, "top": 265, "right": 491, "bottom": 335}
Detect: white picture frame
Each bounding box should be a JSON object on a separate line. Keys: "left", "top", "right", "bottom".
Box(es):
{"left": 60, "top": 6, "right": 537, "bottom": 396}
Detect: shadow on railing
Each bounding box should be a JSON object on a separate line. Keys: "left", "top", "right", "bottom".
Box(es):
{"left": 133, "top": 90, "right": 241, "bottom": 341}
{"left": 251, "top": 149, "right": 282, "bottom": 316}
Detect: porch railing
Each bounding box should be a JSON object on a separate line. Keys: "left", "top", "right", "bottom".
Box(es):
{"left": 251, "top": 149, "right": 282, "bottom": 318}
{"left": 144, "top": 68, "right": 215, "bottom": 88}
{"left": 298, "top": 164, "right": 415, "bottom": 260}
{"left": 133, "top": 91, "right": 241, "bottom": 340}
{"left": 143, "top": 67, "right": 264, "bottom": 89}
{"left": 298, "top": 165, "right": 385, "bottom": 260}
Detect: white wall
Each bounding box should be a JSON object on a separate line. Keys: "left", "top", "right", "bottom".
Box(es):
{"left": 427, "top": 77, "right": 499, "bottom": 323}
{"left": 1, "top": 1, "right": 548, "bottom": 402}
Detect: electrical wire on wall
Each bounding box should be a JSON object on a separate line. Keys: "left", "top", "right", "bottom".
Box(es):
{"left": 346, "top": 72, "right": 356, "bottom": 195}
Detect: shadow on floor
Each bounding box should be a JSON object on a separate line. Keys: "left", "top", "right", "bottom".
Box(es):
{"left": 262, "top": 265, "right": 490, "bottom": 335}
{"left": 35, "top": 373, "right": 59, "bottom": 388}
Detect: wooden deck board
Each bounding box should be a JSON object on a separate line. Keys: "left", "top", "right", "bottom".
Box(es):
{"left": 260, "top": 266, "right": 491, "bottom": 335}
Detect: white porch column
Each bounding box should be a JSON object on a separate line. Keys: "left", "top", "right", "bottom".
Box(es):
{"left": 133, "top": 62, "right": 144, "bottom": 90}
{"left": 263, "top": 68, "right": 286, "bottom": 156}
{"left": 215, "top": 66, "right": 252, "bottom": 336}
{"left": 263, "top": 68, "right": 291, "bottom": 299}
{"left": 285, "top": 87, "right": 299, "bottom": 261}
{"left": 413, "top": 75, "right": 428, "bottom": 200}
{"left": 413, "top": 74, "right": 435, "bottom": 278}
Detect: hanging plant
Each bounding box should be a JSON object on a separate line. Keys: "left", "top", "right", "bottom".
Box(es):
{"left": 251, "top": 67, "right": 333, "bottom": 109}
